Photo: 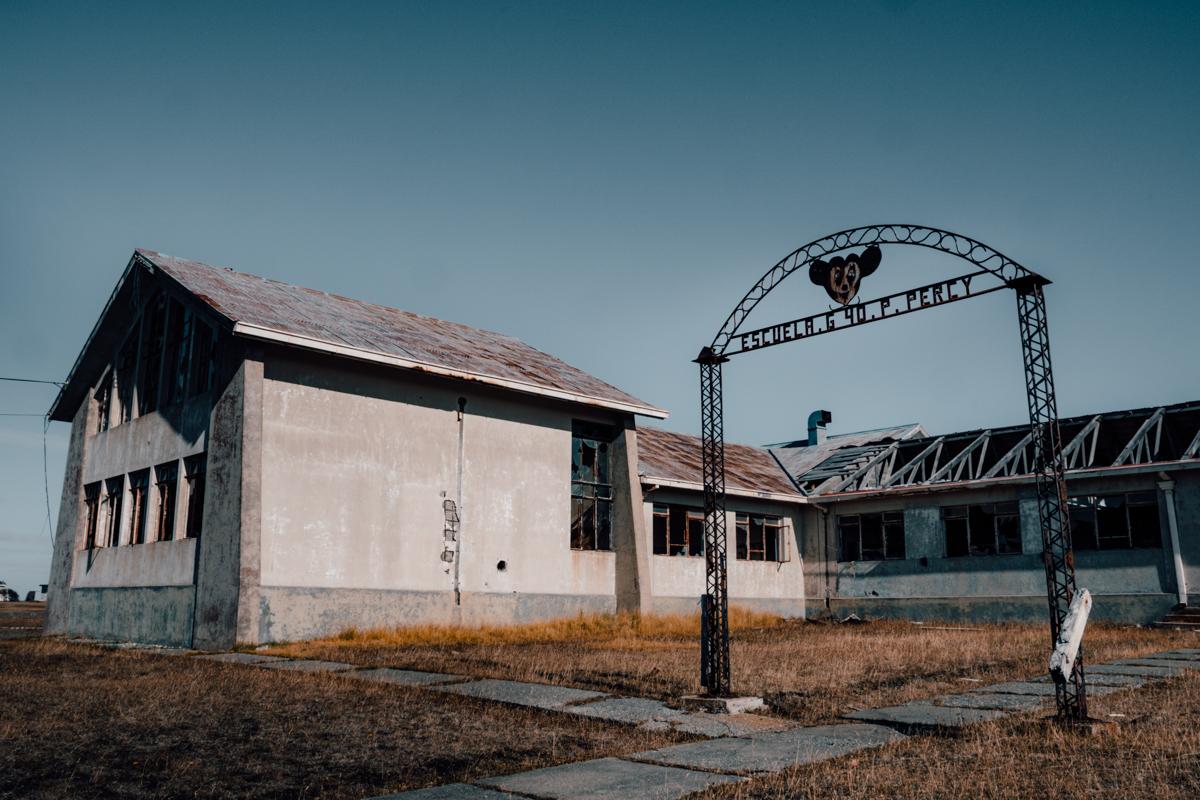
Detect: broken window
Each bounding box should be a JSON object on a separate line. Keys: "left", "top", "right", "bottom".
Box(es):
{"left": 1069, "top": 492, "right": 1160, "bottom": 550}
{"left": 652, "top": 504, "right": 705, "bottom": 557}
{"left": 83, "top": 483, "right": 101, "bottom": 549}
{"left": 188, "top": 319, "right": 218, "bottom": 396}
{"left": 115, "top": 325, "right": 139, "bottom": 425}
{"left": 736, "top": 514, "right": 785, "bottom": 561}
{"left": 838, "top": 511, "right": 905, "bottom": 562}
{"left": 102, "top": 477, "right": 124, "bottom": 546}
{"left": 137, "top": 294, "right": 168, "bottom": 416}
{"left": 154, "top": 462, "right": 179, "bottom": 542}
{"left": 943, "top": 503, "right": 1022, "bottom": 557}
{"left": 162, "top": 301, "right": 190, "bottom": 407}
{"left": 183, "top": 455, "right": 206, "bottom": 539}
{"left": 94, "top": 372, "right": 112, "bottom": 433}
{"left": 570, "top": 422, "right": 613, "bottom": 551}
{"left": 128, "top": 470, "right": 150, "bottom": 545}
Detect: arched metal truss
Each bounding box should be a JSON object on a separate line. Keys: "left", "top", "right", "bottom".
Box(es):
{"left": 697, "top": 224, "right": 1088, "bottom": 720}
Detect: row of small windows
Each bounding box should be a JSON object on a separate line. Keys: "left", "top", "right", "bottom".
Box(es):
{"left": 652, "top": 504, "right": 788, "bottom": 562}
{"left": 838, "top": 492, "right": 1162, "bottom": 562}
{"left": 94, "top": 291, "right": 219, "bottom": 433}
{"left": 83, "top": 455, "right": 206, "bottom": 549}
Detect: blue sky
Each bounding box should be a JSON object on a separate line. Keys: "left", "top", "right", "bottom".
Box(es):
{"left": 1, "top": 1, "right": 1197, "bottom": 594}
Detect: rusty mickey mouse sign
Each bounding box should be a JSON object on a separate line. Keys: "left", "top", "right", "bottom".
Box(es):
{"left": 808, "top": 245, "right": 882, "bottom": 305}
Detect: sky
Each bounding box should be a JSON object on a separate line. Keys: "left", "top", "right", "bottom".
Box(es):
{"left": 1, "top": 1, "right": 1197, "bottom": 595}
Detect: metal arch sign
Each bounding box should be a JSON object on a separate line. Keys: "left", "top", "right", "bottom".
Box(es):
{"left": 730, "top": 269, "right": 1003, "bottom": 355}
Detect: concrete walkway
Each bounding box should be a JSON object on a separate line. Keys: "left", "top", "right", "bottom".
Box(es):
{"left": 116, "top": 643, "right": 1200, "bottom": 800}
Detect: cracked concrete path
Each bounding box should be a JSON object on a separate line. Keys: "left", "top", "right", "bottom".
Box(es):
{"left": 112, "top": 642, "right": 1196, "bottom": 800}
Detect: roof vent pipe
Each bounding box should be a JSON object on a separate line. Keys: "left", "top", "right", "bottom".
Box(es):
{"left": 808, "top": 410, "right": 832, "bottom": 446}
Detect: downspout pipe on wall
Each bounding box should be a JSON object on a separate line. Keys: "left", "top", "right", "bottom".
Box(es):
{"left": 454, "top": 397, "right": 467, "bottom": 608}
{"left": 1158, "top": 474, "right": 1188, "bottom": 606}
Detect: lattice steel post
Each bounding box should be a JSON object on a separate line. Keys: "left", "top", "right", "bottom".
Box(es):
{"left": 1014, "top": 277, "right": 1088, "bottom": 720}
{"left": 696, "top": 347, "right": 731, "bottom": 696}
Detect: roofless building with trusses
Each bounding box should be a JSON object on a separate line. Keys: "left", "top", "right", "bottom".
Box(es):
{"left": 43, "top": 249, "right": 1200, "bottom": 649}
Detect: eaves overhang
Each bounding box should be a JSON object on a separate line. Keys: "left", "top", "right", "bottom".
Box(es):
{"left": 234, "top": 322, "right": 670, "bottom": 420}
{"left": 639, "top": 476, "right": 805, "bottom": 505}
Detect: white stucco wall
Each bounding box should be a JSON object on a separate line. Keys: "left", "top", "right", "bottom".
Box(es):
{"left": 258, "top": 357, "right": 618, "bottom": 605}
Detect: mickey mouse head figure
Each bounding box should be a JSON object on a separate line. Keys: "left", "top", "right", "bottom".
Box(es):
{"left": 808, "top": 245, "right": 882, "bottom": 306}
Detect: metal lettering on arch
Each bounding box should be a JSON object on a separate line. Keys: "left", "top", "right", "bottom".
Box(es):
{"left": 696, "top": 224, "right": 1088, "bottom": 721}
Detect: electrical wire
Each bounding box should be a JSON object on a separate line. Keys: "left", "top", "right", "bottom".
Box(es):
{"left": 0, "top": 412, "right": 47, "bottom": 417}
{"left": 0, "top": 376, "right": 64, "bottom": 386}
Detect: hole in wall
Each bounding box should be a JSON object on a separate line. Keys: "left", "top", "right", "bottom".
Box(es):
{"left": 496, "top": 560, "right": 507, "bottom": 572}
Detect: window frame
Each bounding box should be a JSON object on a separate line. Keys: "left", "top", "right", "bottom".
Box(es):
{"left": 1068, "top": 491, "right": 1161, "bottom": 551}
{"left": 83, "top": 483, "right": 101, "bottom": 550}
{"left": 736, "top": 513, "right": 786, "bottom": 562}
{"left": 153, "top": 461, "right": 179, "bottom": 542}
{"left": 128, "top": 470, "right": 151, "bottom": 546}
{"left": 837, "top": 511, "right": 905, "bottom": 562}
{"left": 942, "top": 502, "right": 1023, "bottom": 557}
{"left": 570, "top": 422, "right": 614, "bottom": 552}
{"left": 652, "top": 504, "right": 705, "bottom": 557}
{"left": 183, "top": 455, "right": 207, "bottom": 540}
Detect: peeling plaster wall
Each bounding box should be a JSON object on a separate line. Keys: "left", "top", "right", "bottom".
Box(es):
{"left": 803, "top": 474, "right": 1183, "bottom": 623}
{"left": 253, "top": 354, "right": 631, "bottom": 642}
{"left": 642, "top": 488, "right": 806, "bottom": 618}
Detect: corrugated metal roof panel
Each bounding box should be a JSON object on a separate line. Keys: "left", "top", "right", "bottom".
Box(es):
{"left": 138, "top": 249, "right": 666, "bottom": 418}
{"left": 637, "top": 427, "right": 802, "bottom": 498}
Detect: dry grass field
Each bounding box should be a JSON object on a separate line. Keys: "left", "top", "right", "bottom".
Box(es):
{"left": 4, "top": 612, "right": 1198, "bottom": 799}
{"left": 697, "top": 670, "right": 1200, "bottom": 800}
{"left": 0, "top": 601, "right": 45, "bottom": 639}
{"left": 267, "top": 610, "right": 1199, "bottom": 725}
{"left": 0, "top": 638, "right": 686, "bottom": 800}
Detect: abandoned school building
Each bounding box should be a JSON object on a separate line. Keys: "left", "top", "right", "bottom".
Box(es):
{"left": 43, "top": 250, "right": 1200, "bottom": 648}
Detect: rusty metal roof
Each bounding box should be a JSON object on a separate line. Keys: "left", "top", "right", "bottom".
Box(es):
{"left": 637, "top": 427, "right": 802, "bottom": 499}
{"left": 136, "top": 249, "right": 667, "bottom": 418}
{"left": 769, "top": 424, "right": 927, "bottom": 482}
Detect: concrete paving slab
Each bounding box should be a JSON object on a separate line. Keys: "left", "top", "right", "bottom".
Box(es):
{"left": 1111, "top": 658, "right": 1200, "bottom": 671}
{"left": 976, "top": 681, "right": 1060, "bottom": 696}
{"left": 937, "top": 692, "right": 1048, "bottom": 711}
{"left": 477, "top": 757, "right": 742, "bottom": 800}
{"left": 1088, "top": 664, "right": 1184, "bottom": 678}
{"left": 1158, "top": 649, "right": 1200, "bottom": 657}
{"left": 984, "top": 680, "right": 1122, "bottom": 698}
{"left": 565, "top": 697, "right": 684, "bottom": 725}
{"left": 258, "top": 659, "right": 356, "bottom": 673}
{"left": 1141, "top": 652, "right": 1200, "bottom": 663}
{"left": 1028, "top": 672, "right": 1146, "bottom": 687}
{"left": 658, "top": 712, "right": 794, "bottom": 738}
{"left": 845, "top": 702, "right": 1006, "bottom": 731}
{"left": 195, "top": 652, "right": 286, "bottom": 665}
{"left": 368, "top": 783, "right": 517, "bottom": 799}
{"left": 631, "top": 723, "right": 904, "bottom": 775}
{"left": 434, "top": 679, "right": 606, "bottom": 710}
{"left": 342, "top": 668, "right": 466, "bottom": 687}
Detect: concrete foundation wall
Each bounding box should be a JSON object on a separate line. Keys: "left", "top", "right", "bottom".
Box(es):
{"left": 68, "top": 586, "right": 196, "bottom": 646}
{"left": 252, "top": 586, "right": 614, "bottom": 642}
{"left": 252, "top": 354, "right": 633, "bottom": 641}
{"left": 819, "top": 593, "right": 1177, "bottom": 625}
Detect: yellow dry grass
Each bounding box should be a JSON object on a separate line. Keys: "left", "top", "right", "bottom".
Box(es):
{"left": 267, "top": 612, "right": 1200, "bottom": 726}
{"left": 322, "top": 606, "right": 782, "bottom": 649}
